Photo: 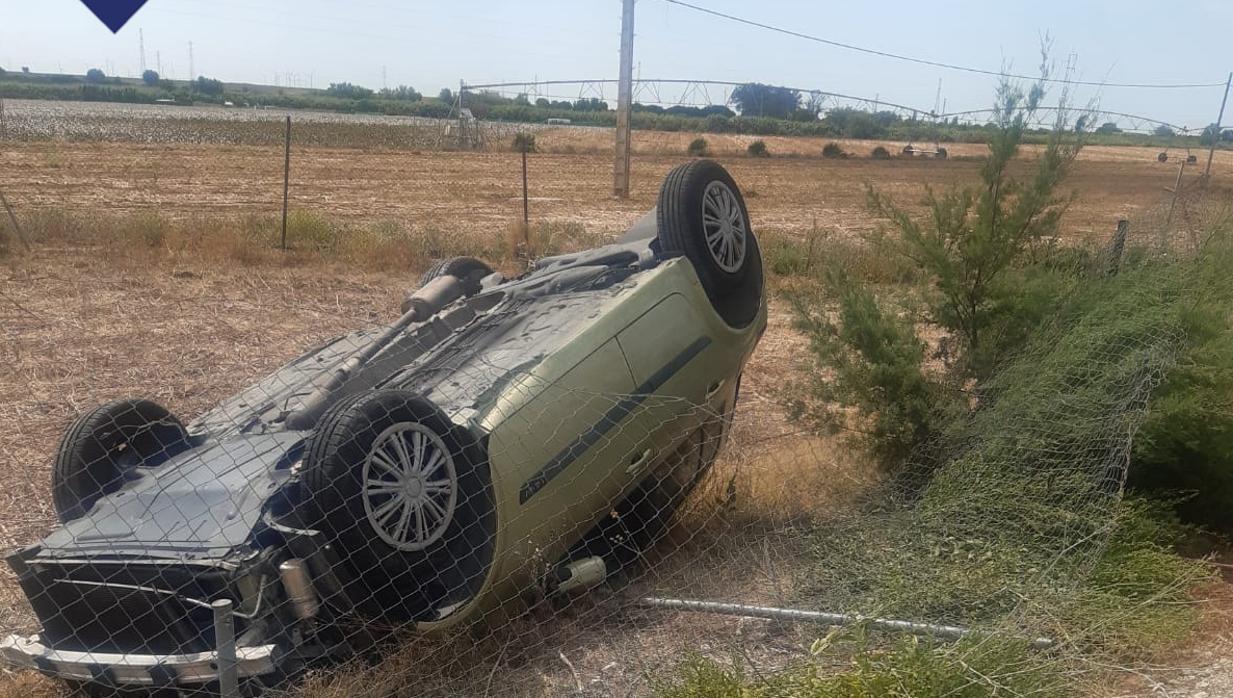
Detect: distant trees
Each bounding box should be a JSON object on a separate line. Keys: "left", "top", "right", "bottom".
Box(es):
{"left": 85, "top": 68, "right": 106, "bottom": 83}
{"left": 326, "top": 82, "right": 373, "bottom": 99}
{"left": 141, "top": 70, "right": 159, "bottom": 86}
{"left": 730, "top": 83, "right": 800, "bottom": 119}
{"left": 1200, "top": 123, "right": 1223, "bottom": 146}
{"left": 379, "top": 85, "right": 421, "bottom": 101}
{"left": 1096, "top": 121, "right": 1122, "bottom": 134}
{"left": 573, "top": 97, "right": 609, "bottom": 112}
{"left": 1153, "top": 124, "right": 1175, "bottom": 137}
{"left": 194, "top": 76, "right": 224, "bottom": 96}
{"left": 438, "top": 87, "right": 454, "bottom": 103}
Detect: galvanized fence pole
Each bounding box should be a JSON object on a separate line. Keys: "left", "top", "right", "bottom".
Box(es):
{"left": 0, "top": 188, "right": 30, "bottom": 251}
{"left": 212, "top": 599, "right": 240, "bottom": 698}
{"left": 281, "top": 115, "right": 291, "bottom": 251}
{"left": 522, "top": 149, "right": 529, "bottom": 227}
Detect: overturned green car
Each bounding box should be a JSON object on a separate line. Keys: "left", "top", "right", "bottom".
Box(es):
{"left": 1, "top": 159, "right": 766, "bottom": 691}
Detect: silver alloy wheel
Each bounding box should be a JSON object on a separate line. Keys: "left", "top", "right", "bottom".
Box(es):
{"left": 361, "top": 422, "right": 458, "bottom": 551}
{"left": 701, "top": 180, "right": 748, "bottom": 273}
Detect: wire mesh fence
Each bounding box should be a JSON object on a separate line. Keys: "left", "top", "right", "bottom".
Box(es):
{"left": 1, "top": 101, "right": 1230, "bottom": 697}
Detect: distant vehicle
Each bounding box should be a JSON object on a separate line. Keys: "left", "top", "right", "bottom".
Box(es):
{"left": 546, "top": 117, "right": 572, "bottom": 125}
{"left": 154, "top": 98, "right": 175, "bottom": 104}
{"left": 902, "top": 144, "right": 949, "bottom": 159}
{"left": 0, "top": 160, "right": 765, "bottom": 691}
{"left": 223, "top": 101, "right": 235, "bottom": 107}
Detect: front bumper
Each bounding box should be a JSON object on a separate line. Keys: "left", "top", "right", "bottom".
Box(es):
{"left": 0, "top": 633, "right": 277, "bottom": 685}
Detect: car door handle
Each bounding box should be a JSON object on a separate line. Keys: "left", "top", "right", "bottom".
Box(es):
{"left": 626, "top": 448, "right": 654, "bottom": 475}
{"left": 705, "top": 379, "right": 726, "bottom": 400}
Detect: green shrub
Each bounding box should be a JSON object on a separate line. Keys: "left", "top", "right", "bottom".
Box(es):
{"left": 654, "top": 637, "right": 1064, "bottom": 698}
{"left": 791, "top": 267, "right": 952, "bottom": 470}
{"left": 1129, "top": 230, "right": 1233, "bottom": 531}
{"left": 747, "top": 140, "right": 770, "bottom": 157}
{"left": 686, "top": 137, "right": 709, "bottom": 157}
{"left": 822, "top": 142, "right": 846, "bottom": 159}
{"left": 870, "top": 145, "right": 891, "bottom": 159}
{"left": 511, "top": 132, "right": 537, "bottom": 153}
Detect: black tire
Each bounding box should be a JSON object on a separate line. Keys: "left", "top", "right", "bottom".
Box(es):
{"left": 52, "top": 399, "right": 189, "bottom": 523}
{"left": 656, "top": 159, "right": 763, "bottom": 328}
{"left": 298, "top": 390, "right": 494, "bottom": 622}
{"left": 935, "top": 147, "right": 949, "bottom": 160}
{"left": 1158, "top": 152, "right": 1169, "bottom": 163}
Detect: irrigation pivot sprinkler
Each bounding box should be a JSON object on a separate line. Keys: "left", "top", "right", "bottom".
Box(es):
{"left": 1204, "top": 72, "right": 1231, "bottom": 177}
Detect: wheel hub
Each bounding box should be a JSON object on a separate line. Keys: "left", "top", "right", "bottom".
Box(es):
{"left": 701, "top": 180, "right": 748, "bottom": 273}
{"left": 361, "top": 422, "right": 458, "bottom": 551}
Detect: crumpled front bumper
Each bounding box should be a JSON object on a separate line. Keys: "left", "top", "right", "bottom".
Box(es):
{"left": 0, "top": 633, "right": 277, "bottom": 685}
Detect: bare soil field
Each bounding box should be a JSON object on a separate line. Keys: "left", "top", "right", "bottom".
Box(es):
{"left": 1, "top": 139, "right": 1228, "bottom": 247}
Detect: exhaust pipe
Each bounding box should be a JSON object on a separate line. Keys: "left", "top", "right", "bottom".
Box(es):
{"left": 278, "top": 559, "right": 319, "bottom": 622}
{"left": 284, "top": 275, "right": 464, "bottom": 430}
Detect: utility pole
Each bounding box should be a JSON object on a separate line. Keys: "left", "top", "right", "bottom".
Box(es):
{"left": 139, "top": 29, "right": 146, "bottom": 75}
{"left": 1204, "top": 72, "right": 1231, "bottom": 177}
{"left": 188, "top": 41, "right": 194, "bottom": 83}
{"left": 613, "top": 0, "right": 635, "bottom": 198}
{"left": 156, "top": 51, "right": 161, "bottom": 76}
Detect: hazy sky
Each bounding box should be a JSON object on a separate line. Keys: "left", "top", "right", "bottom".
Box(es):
{"left": 1, "top": 0, "right": 1229, "bottom": 130}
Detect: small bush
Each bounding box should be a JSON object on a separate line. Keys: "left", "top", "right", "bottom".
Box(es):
{"left": 655, "top": 637, "right": 1064, "bottom": 698}
{"left": 686, "top": 137, "right": 709, "bottom": 157}
{"left": 871, "top": 145, "right": 891, "bottom": 159}
{"left": 746, "top": 140, "right": 769, "bottom": 157}
{"left": 1130, "top": 231, "right": 1233, "bottom": 531}
{"left": 511, "top": 132, "right": 537, "bottom": 153}
{"left": 822, "top": 142, "right": 846, "bottom": 159}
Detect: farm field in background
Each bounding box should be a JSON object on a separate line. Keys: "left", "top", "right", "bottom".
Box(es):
{"left": 2, "top": 137, "right": 1229, "bottom": 246}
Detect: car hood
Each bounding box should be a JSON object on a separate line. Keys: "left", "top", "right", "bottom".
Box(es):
{"left": 38, "top": 431, "right": 302, "bottom": 560}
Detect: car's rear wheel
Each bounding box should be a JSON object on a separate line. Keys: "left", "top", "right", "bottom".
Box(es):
{"left": 52, "top": 399, "right": 189, "bottom": 523}
{"left": 656, "top": 159, "right": 763, "bottom": 328}
{"left": 299, "top": 390, "right": 494, "bottom": 622}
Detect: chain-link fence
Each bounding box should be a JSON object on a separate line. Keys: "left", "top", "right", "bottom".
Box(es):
{"left": 1, "top": 102, "right": 1229, "bottom": 697}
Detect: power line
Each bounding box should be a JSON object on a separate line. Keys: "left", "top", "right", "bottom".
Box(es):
{"left": 660, "top": 0, "right": 1227, "bottom": 90}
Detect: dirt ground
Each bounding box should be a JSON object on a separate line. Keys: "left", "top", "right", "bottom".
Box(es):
{"left": 1, "top": 139, "right": 1228, "bottom": 244}
{"left": 1, "top": 135, "right": 1231, "bottom": 695}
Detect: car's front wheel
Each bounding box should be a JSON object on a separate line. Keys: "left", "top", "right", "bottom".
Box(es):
{"left": 298, "top": 389, "right": 495, "bottom": 622}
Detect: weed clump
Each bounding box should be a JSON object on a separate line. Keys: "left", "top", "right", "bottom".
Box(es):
{"left": 870, "top": 145, "right": 891, "bottom": 159}
{"left": 686, "top": 137, "right": 709, "bottom": 157}
{"left": 511, "top": 132, "right": 537, "bottom": 153}
{"left": 822, "top": 142, "right": 846, "bottom": 159}
{"left": 747, "top": 139, "right": 770, "bottom": 157}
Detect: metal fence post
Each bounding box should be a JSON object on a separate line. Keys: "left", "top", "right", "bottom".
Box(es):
{"left": 522, "top": 149, "right": 529, "bottom": 227}
{"left": 281, "top": 115, "right": 291, "bottom": 251}
{"left": 0, "top": 188, "right": 30, "bottom": 251}
{"left": 212, "top": 599, "right": 239, "bottom": 698}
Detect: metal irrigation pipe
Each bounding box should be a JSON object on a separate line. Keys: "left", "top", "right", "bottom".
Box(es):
{"left": 637, "top": 597, "right": 1055, "bottom": 650}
